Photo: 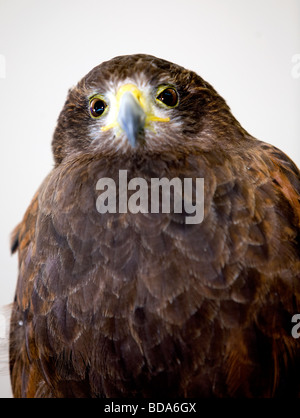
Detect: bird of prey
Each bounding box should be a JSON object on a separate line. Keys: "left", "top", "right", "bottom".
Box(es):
{"left": 9, "top": 54, "right": 300, "bottom": 398}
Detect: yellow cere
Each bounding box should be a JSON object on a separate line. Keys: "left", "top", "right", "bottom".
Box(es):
{"left": 101, "top": 83, "right": 170, "bottom": 132}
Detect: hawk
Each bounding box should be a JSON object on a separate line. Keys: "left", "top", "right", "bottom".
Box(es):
{"left": 9, "top": 54, "right": 300, "bottom": 398}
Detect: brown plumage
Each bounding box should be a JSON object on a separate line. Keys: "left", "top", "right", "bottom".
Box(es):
{"left": 9, "top": 54, "right": 300, "bottom": 397}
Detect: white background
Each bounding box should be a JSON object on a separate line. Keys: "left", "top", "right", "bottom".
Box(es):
{"left": 0, "top": 0, "right": 299, "bottom": 398}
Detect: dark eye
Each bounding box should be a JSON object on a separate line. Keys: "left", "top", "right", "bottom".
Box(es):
{"left": 156, "top": 87, "right": 178, "bottom": 107}
{"left": 89, "top": 97, "right": 107, "bottom": 118}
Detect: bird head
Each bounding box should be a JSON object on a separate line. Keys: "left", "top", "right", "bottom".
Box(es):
{"left": 52, "top": 54, "right": 243, "bottom": 165}
{"left": 93, "top": 82, "right": 177, "bottom": 147}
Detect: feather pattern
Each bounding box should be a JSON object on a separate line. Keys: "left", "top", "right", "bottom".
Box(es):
{"left": 9, "top": 54, "right": 300, "bottom": 397}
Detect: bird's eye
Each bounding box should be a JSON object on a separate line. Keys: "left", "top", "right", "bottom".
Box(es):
{"left": 89, "top": 96, "right": 107, "bottom": 118}
{"left": 156, "top": 86, "right": 179, "bottom": 108}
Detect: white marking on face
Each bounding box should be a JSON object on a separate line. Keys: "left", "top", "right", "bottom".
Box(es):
{"left": 88, "top": 75, "right": 182, "bottom": 149}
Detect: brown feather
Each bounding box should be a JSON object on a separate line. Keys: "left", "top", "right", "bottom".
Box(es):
{"left": 9, "top": 54, "right": 300, "bottom": 398}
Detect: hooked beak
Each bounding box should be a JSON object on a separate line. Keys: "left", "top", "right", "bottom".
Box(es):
{"left": 117, "top": 90, "right": 146, "bottom": 148}
{"left": 101, "top": 83, "right": 170, "bottom": 147}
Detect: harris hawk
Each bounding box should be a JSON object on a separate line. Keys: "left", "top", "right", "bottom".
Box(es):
{"left": 9, "top": 54, "right": 300, "bottom": 397}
